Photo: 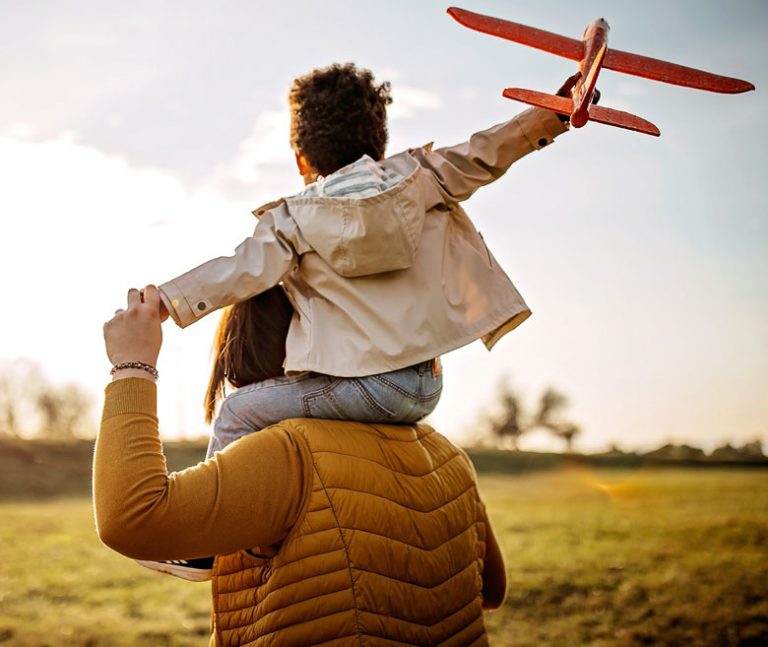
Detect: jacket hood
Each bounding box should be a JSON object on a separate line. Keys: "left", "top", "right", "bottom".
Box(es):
{"left": 253, "top": 154, "right": 430, "bottom": 278}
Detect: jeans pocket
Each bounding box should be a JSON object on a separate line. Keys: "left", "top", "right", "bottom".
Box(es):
{"left": 367, "top": 366, "right": 443, "bottom": 423}
{"left": 301, "top": 366, "right": 443, "bottom": 425}
{"left": 302, "top": 377, "right": 396, "bottom": 422}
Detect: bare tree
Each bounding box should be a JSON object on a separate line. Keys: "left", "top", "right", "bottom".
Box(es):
{"left": 487, "top": 381, "right": 582, "bottom": 452}
{"left": 0, "top": 359, "right": 94, "bottom": 439}
{"left": 709, "top": 440, "right": 766, "bottom": 462}
{"left": 534, "top": 387, "right": 582, "bottom": 453}
{"left": 534, "top": 388, "right": 568, "bottom": 428}
{"left": 36, "top": 382, "right": 93, "bottom": 439}
{"left": 489, "top": 382, "right": 527, "bottom": 450}
{"left": 0, "top": 359, "right": 45, "bottom": 437}
{"left": 739, "top": 440, "right": 765, "bottom": 458}
{"left": 0, "top": 381, "right": 19, "bottom": 437}
{"left": 554, "top": 423, "right": 581, "bottom": 454}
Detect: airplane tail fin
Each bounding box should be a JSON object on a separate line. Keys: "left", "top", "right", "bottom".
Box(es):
{"left": 502, "top": 88, "right": 661, "bottom": 137}
{"left": 502, "top": 88, "right": 573, "bottom": 116}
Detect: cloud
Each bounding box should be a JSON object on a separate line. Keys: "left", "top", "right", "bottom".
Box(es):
{"left": 389, "top": 85, "right": 444, "bottom": 120}
{"left": 0, "top": 131, "right": 252, "bottom": 438}
{"left": 204, "top": 89, "right": 447, "bottom": 201}
{"left": 6, "top": 123, "right": 36, "bottom": 139}
{"left": 0, "top": 106, "right": 315, "bottom": 437}
{"left": 211, "top": 108, "right": 293, "bottom": 183}
{"left": 206, "top": 107, "right": 299, "bottom": 203}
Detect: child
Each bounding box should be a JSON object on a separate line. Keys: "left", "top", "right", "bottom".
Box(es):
{"left": 136, "top": 63, "right": 570, "bottom": 580}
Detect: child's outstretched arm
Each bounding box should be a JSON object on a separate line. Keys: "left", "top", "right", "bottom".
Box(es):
{"left": 158, "top": 208, "right": 302, "bottom": 328}
{"left": 410, "top": 77, "right": 576, "bottom": 203}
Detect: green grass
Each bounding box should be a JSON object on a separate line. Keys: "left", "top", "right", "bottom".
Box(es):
{"left": 0, "top": 500, "right": 211, "bottom": 647}
{"left": 480, "top": 467, "right": 768, "bottom": 647}
{"left": 0, "top": 468, "right": 766, "bottom": 646}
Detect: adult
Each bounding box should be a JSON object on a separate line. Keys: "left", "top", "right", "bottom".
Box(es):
{"left": 96, "top": 285, "right": 506, "bottom": 645}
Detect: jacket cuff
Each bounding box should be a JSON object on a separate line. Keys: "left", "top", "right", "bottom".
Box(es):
{"left": 102, "top": 378, "right": 157, "bottom": 421}
{"left": 158, "top": 280, "right": 198, "bottom": 328}
{"left": 515, "top": 107, "right": 569, "bottom": 150}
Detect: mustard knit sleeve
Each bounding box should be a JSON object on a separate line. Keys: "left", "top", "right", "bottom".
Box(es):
{"left": 93, "top": 378, "right": 309, "bottom": 560}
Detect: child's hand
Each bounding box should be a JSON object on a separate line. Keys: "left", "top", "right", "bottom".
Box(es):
{"left": 555, "top": 72, "right": 600, "bottom": 103}
{"left": 556, "top": 72, "right": 581, "bottom": 98}
{"left": 158, "top": 297, "right": 170, "bottom": 323}
{"left": 554, "top": 73, "right": 601, "bottom": 123}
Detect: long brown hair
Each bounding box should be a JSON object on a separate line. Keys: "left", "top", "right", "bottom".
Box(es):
{"left": 204, "top": 286, "right": 294, "bottom": 424}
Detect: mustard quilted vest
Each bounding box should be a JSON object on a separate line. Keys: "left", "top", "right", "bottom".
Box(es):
{"left": 210, "top": 418, "right": 490, "bottom": 646}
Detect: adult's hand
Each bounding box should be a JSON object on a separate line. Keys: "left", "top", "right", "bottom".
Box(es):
{"left": 103, "top": 285, "right": 163, "bottom": 369}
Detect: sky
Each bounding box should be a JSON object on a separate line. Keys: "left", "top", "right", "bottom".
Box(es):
{"left": 1, "top": 0, "right": 766, "bottom": 452}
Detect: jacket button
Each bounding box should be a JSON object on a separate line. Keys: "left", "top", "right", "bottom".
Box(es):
{"left": 197, "top": 302, "right": 206, "bottom": 311}
{"left": 538, "top": 138, "right": 548, "bottom": 147}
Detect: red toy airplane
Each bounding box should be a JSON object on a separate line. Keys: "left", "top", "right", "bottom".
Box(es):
{"left": 448, "top": 7, "right": 755, "bottom": 137}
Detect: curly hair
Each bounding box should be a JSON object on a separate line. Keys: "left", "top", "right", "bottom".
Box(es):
{"left": 289, "top": 63, "right": 392, "bottom": 177}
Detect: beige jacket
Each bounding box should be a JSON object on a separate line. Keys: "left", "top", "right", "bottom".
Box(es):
{"left": 159, "top": 108, "right": 567, "bottom": 377}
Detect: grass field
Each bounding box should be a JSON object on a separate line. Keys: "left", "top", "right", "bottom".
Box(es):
{"left": 479, "top": 467, "right": 768, "bottom": 646}
{"left": 0, "top": 465, "right": 766, "bottom": 646}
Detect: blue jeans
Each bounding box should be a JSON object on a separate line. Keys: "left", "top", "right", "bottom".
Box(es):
{"left": 206, "top": 360, "right": 443, "bottom": 458}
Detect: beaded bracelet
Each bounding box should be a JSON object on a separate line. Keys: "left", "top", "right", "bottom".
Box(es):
{"left": 110, "top": 361, "right": 159, "bottom": 380}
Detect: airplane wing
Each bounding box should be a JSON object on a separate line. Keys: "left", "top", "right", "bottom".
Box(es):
{"left": 502, "top": 88, "right": 661, "bottom": 136}
{"left": 449, "top": 6, "right": 754, "bottom": 95}
{"left": 603, "top": 48, "right": 754, "bottom": 94}
{"left": 447, "top": 7, "right": 583, "bottom": 60}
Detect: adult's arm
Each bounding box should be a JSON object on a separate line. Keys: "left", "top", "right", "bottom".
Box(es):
{"left": 93, "top": 377, "right": 310, "bottom": 560}
{"left": 410, "top": 107, "right": 568, "bottom": 203}
{"left": 481, "top": 518, "right": 507, "bottom": 610}
{"left": 158, "top": 209, "right": 301, "bottom": 328}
